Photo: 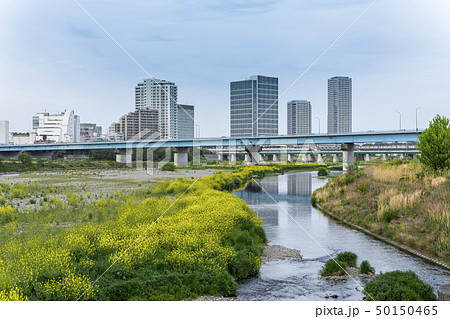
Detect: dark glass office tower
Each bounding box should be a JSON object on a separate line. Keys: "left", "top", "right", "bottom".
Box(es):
{"left": 230, "top": 75, "right": 278, "bottom": 137}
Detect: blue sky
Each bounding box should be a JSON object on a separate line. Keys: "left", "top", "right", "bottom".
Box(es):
{"left": 1, "top": 0, "right": 450, "bottom": 137}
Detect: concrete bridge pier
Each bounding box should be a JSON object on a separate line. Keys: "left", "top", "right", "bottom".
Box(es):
{"left": 230, "top": 154, "right": 237, "bottom": 163}
{"left": 65, "top": 150, "right": 90, "bottom": 160}
{"left": 332, "top": 154, "right": 339, "bottom": 163}
{"left": 342, "top": 143, "right": 355, "bottom": 171}
{"left": 316, "top": 153, "right": 324, "bottom": 163}
{"left": 272, "top": 154, "right": 279, "bottom": 162}
{"left": 300, "top": 154, "right": 308, "bottom": 163}
{"left": 245, "top": 145, "right": 262, "bottom": 165}
{"left": 287, "top": 154, "right": 293, "bottom": 162}
{"left": 217, "top": 153, "right": 223, "bottom": 161}
{"left": 382, "top": 154, "right": 387, "bottom": 161}
{"left": 365, "top": 154, "right": 371, "bottom": 162}
{"left": 116, "top": 149, "right": 132, "bottom": 164}
{"left": 173, "top": 147, "right": 189, "bottom": 166}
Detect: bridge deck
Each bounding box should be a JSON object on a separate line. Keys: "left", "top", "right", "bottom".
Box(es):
{"left": 0, "top": 130, "right": 421, "bottom": 152}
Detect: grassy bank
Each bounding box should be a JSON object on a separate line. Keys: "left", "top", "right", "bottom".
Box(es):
{"left": 312, "top": 161, "right": 450, "bottom": 264}
{"left": 0, "top": 165, "right": 290, "bottom": 301}
{"left": 0, "top": 157, "right": 126, "bottom": 173}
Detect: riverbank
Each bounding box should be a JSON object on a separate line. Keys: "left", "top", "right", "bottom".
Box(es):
{"left": 311, "top": 161, "right": 450, "bottom": 268}
{"left": 1, "top": 165, "right": 293, "bottom": 301}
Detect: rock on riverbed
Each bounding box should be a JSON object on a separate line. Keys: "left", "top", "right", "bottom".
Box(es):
{"left": 262, "top": 245, "right": 302, "bottom": 263}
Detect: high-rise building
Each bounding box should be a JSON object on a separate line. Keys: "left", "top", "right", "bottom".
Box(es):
{"left": 287, "top": 100, "right": 312, "bottom": 135}
{"left": 177, "top": 104, "right": 195, "bottom": 139}
{"left": 0, "top": 120, "right": 9, "bottom": 145}
{"left": 327, "top": 76, "right": 352, "bottom": 133}
{"left": 135, "top": 78, "right": 178, "bottom": 139}
{"left": 33, "top": 110, "right": 80, "bottom": 143}
{"left": 80, "top": 123, "right": 103, "bottom": 142}
{"left": 119, "top": 109, "right": 159, "bottom": 140}
{"left": 107, "top": 122, "right": 124, "bottom": 141}
{"left": 230, "top": 75, "right": 278, "bottom": 137}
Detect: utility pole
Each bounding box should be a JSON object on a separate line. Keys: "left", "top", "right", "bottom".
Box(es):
{"left": 396, "top": 111, "right": 402, "bottom": 130}
{"left": 415, "top": 107, "right": 421, "bottom": 131}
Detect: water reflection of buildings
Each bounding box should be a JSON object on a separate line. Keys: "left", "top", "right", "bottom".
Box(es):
{"left": 238, "top": 173, "right": 312, "bottom": 199}
{"left": 256, "top": 207, "right": 279, "bottom": 227}
{"left": 234, "top": 173, "right": 314, "bottom": 227}
{"left": 287, "top": 173, "right": 312, "bottom": 196}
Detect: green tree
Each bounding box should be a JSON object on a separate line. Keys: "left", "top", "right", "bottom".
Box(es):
{"left": 18, "top": 153, "right": 33, "bottom": 166}
{"left": 417, "top": 115, "right": 450, "bottom": 171}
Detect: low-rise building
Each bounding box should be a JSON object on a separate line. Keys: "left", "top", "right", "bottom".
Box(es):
{"left": 10, "top": 132, "right": 36, "bottom": 145}
{"left": 33, "top": 110, "right": 80, "bottom": 143}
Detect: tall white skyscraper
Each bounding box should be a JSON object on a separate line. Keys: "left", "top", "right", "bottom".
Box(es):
{"left": 327, "top": 76, "right": 352, "bottom": 133}
{"left": 287, "top": 100, "right": 311, "bottom": 135}
{"left": 135, "top": 79, "right": 178, "bottom": 139}
{"left": 0, "top": 120, "right": 9, "bottom": 145}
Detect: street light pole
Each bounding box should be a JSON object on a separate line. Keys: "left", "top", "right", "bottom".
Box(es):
{"left": 396, "top": 111, "right": 402, "bottom": 130}
{"left": 416, "top": 107, "right": 421, "bottom": 131}
{"left": 315, "top": 117, "right": 320, "bottom": 134}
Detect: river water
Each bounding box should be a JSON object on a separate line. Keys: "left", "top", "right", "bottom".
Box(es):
{"left": 234, "top": 171, "right": 450, "bottom": 301}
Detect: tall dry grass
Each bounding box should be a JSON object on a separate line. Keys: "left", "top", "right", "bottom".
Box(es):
{"left": 376, "top": 188, "right": 422, "bottom": 219}
{"left": 366, "top": 164, "right": 420, "bottom": 184}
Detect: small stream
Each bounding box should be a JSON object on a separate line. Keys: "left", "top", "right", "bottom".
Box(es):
{"left": 234, "top": 171, "right": 450, "bottom": 301}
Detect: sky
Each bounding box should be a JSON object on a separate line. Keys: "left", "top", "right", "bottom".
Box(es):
{"left": 1, "top": 0, "right": 450, "bottom": 137}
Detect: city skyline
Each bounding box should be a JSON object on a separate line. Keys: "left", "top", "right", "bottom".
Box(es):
{"left": 1, "top": 1, "right": 450, "bottom": 137}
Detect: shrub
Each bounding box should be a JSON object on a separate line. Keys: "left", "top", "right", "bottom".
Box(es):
{"left": 228, "top": 249, "right": 261, "bottom": 280}
{"left": 359, "top": 260, "right": 375, "bottom": 274}
{"left": 380, "top": 209, "right": 398, "bottom": 223}
{"left": 0, "top": 205, "right": 14, "bottom": 223}
{"left": 18, "top": 153, "right": 33, "bottom": 166}
{"left": 355, "top": 183, "right": 368, "bottom": 193}
{"left": 161, "top": 162, "right": 176, "bottom": 172}
{"left": 317, "top": 167, "right": 328, "bottom": 176}
{"left": 10, "top": 188, "right": 23, "bottom": 198}
{"left": 320, "top": 259, "right": 348, "bottom": 276}
{"left": 336, "top": 251, "right": 358, "bottom": 268}
{"left": 363, "top": 271, "right": 436, "bottom": 301}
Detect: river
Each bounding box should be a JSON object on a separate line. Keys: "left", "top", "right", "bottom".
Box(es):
{"left": 234, "top": 171, "right": 450, "bottom": 301}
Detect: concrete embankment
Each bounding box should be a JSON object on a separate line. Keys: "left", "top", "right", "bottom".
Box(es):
{"left": 314, "top": 203, "right": 450, "bottom": 271}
